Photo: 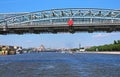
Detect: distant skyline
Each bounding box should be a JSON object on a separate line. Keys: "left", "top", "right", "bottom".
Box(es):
{"left": 0, "top": 0, "right": 120, "bottom": 48}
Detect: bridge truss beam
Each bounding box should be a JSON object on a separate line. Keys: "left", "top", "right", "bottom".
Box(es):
{"left": 0, "top": 8, "right": 120, "bottom": 34}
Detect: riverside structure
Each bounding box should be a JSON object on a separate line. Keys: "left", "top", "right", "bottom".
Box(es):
{"left": 0, "top": 45, "right": 22, "bottom": 55}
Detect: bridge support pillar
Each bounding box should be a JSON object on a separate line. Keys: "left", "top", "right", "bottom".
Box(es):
{"left": 69, "top": 26, "right": 75, "bottom": 33}
{"left": 88, "top": 26, "right": 94, "bottom": 33}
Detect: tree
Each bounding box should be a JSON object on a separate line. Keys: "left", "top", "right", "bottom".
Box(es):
{"left": 117, "top": 40, "right": 120, "bottom": 44}
{"left": 114, "top": 40, "right": 117, "bottom": 44}
{"left": 86, "top": 40, "right": 120, "bottom": 51}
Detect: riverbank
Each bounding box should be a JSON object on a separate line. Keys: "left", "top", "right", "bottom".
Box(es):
{"left": 77, "top": 51, "right": 120, "bottom": 54}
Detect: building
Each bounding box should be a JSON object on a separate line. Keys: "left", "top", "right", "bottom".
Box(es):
{"left": 35, "top": 45, "right": 46, "bottom": 52}
{"left": 0, "top": 45, "right": 22, "bottom": 55}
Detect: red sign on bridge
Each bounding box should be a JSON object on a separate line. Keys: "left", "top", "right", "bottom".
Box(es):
{"left": 67, "top": 19, "right": 73, "bottom": 26}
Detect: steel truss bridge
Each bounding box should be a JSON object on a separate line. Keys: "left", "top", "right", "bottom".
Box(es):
{"left": 0, "top": 8, "right": 120, "bottom": 34}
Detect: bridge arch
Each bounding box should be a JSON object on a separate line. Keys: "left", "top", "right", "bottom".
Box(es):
{"left": 0, "top": 8, "right": 120, "bottom": 34}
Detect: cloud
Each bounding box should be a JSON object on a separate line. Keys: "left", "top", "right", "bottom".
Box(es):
{"left": 92, "top": 33, "right": 115, "bottom": 38}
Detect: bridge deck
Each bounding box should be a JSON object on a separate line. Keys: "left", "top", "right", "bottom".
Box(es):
{"left": 0, "top": 24, "right": 120, "bottom": 34}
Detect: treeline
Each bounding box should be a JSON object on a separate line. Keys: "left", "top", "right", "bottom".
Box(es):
{"left": 86, "top": 40, "right": 120, "bottom": 51}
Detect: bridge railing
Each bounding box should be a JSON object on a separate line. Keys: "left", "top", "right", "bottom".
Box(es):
{"left": 1, "top": 18, "right": 120, "bottom": 28}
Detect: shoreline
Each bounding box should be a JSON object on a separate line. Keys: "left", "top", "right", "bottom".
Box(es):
{"left": 76, "top": 51, "right": 120, "bottom": 54}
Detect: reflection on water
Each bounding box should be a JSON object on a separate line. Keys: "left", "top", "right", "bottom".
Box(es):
{"left": 0, "top": 52, "right": 120, "bottom": 77}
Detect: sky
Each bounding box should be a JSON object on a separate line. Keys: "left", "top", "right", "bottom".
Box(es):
{"left": 0, "top": 0, "right": 120, "bottom": 48}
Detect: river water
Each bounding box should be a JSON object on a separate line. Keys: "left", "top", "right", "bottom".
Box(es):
{"left": 0, "top": 52, "right": 120, "bottom": 77}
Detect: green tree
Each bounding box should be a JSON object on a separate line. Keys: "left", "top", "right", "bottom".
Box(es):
{"left": 86, "top": 40, "right": 120, "bottom": 51}
{"left": 114, "top": 40, "right": 117, "bottom": 44}
{"left": 117, "top": 40, "right": 120, "bottom": 44}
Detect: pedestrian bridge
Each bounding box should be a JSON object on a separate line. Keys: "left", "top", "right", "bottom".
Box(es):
{"left": 0, "top": 8, "right": 120, "bottom": 34}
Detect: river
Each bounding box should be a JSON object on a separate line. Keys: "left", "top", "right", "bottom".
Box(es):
{"left": 0, "top": 52, "right": 120, "bottom": 77}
